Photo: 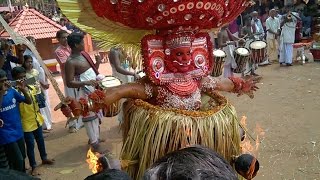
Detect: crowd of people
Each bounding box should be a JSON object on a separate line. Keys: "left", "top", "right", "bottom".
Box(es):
{"left": 213, "top": 3, "right": 315, "bottom": 79}
{"left": 0, "top": 1, "right": 317, "bottom": 179}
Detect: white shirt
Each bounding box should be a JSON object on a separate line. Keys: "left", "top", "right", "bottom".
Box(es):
{"left": 281, "top": 12, "right": 298, "bottom": 43}
{"left": 266, "top": 17, "right": 280, "bottom": 39}
{"left": 251, "top": 18, "right": 265, "bottom": 40}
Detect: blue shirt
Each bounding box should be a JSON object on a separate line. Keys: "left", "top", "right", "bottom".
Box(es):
{"left": 0, "top": 88, "right": 26, "bottom": 145}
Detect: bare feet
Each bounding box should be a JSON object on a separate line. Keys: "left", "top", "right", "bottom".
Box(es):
{"left": 42, "top": 158, "right": 55, "bottom": 165}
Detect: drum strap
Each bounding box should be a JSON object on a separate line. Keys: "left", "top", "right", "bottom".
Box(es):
{"left": 81, "top": 51, "right": 99, "bottom": 75}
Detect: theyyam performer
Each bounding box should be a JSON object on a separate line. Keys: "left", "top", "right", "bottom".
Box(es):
{"left": 56, "top": 0, "right": 259, "bottom": 179}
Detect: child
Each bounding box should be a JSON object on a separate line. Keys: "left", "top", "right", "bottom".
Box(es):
{"left": 12, "top": 67, "right": 54, "bottom": 176}
{"left": 0, "top": 69, "right": 31, "bottom": 172}
{"left": 23, "top": 55, "right": 52, "bottom": 133}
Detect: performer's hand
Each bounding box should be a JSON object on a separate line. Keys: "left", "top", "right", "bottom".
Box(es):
{"left": 0, "top": 119, "right": 3, "bottom": 128}
{"left": 241, "top": 77, "right": 259, "bottom": 98}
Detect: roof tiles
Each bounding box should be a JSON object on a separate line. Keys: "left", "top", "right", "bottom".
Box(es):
{"left": 0, "top": 8, "right": 66, "bottom": 39}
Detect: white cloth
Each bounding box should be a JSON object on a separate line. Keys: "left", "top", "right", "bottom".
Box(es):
{"left": 251, "top": 18, "right": 265, "bottom": 40}
{"left": 77, "top": 68, "right": 100, "bottom": 144}
{"left": 84, "top": 118, "right": 100, "bottom": 145}
{"left": 280, "top": 13, "right": 298, "bottom": 44}
{"left": 223, "top": 45, "right": 237, "bottom": 78}
{"left": 266, "top": 17, "right": 280, "bottom": 39}
{"left": 110, "top": 63, "right": 134, "bottom": 83}
{"left": 279, "top": 43, "right": 293, "bottom": 64}
{"left": 40, "top": 89, "right": 52, "bottom": 130}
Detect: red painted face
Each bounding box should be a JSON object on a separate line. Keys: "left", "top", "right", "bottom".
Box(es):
{"left": 169, "top": 47, "right": 193, "bottom": 73}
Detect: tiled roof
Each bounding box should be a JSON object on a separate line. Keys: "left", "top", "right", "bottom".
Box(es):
{"left": 0, "top": 8, "right": 66, "bottom": 39}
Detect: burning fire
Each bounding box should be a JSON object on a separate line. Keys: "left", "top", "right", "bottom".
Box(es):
{"left": 86, "top": 148, "right": 101, "bottom": 174}
{"left": 240, "top": 116, "right": 265, "bottom": 157}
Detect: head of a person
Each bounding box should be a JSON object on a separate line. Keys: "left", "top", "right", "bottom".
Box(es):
{"left": 67, "top": 32, "right": 84, "bottom": 51}
{"left": 269, "top": 9, "right": 277, "bottom": 18}
{"left": 11, "top": 66, "right": 26, "bottom": 81}
{"left": 251, "top": 11, "right": 258, "bottom": 20}
{"left": 60, "top": 18, "right": 66, "bottom": 26}
{"left": 56, "top": 30, "right": 69, "bottom": 46}
{"left": 0, "top": 53, "right": 4, "bottom": 69}
{"left": 164, "top": 34, "right": 195, "bottom": 73}
{"left": 143, "top": 146, "right": 238, "bottom": 180}
{"left": 23, "top": 55, "right": 33, "bottom": 71}
{"left": 84, "top": 169, "right": 131, "bottom": 180}
{"left": 235, "top": 154, "right": 260, "bottom": 180}
{"left": 0, "top": 38, "right": 10, "bottom": 52}
{"left": 0, "top": 69, "right": 7, "bottom": 89}
{"left": 245, "top": 18, "right": 251, "bottom": 26}
{"left": 26, "top": 36, "right": 36, "bottom": 46}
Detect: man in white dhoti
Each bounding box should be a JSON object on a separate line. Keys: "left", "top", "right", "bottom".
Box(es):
{"left": 279, "top": 7, "right": 301, "bottom": 66}
{"left": 24, "top": 36, "right": 53, "bottom": 132}
{"left": 65, "top": 33, "right": 102, "bottom": 151}
{"left": 218, "top": 25, "right": 244, "bottom": 78}
{"left": 55, "top": 30, "right": 84, "bottom": 133}
{"left": 266, "top": 9, "right": 281, "bottom": 64}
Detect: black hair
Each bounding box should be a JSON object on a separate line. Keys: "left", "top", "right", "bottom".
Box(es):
{"left": 67, "top": 32, "right": 84, "bottom": 49}
{"left": 22, "top": 55, "right": 33, "bottom": 69}
{"left": 235, "top": 154, "right": 260, "bottom": 177}
{"left": 26, "top": 36, "right": 35, "bottom": 41}
{"left": 56, "top": 30, "right": 68, "bottom": 39}
{"left": 84, "top": 169, "right": 131, "bottom": 180}
{"left": 11, "top": 66, "right": 26, "bottom": 80}
{"left": 143, "top": 146, "right": 238, "bottom": 180}
{"left": 0, "top": 69, "right": 6, "bottom": 79}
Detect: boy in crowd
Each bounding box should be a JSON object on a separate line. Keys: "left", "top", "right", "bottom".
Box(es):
{"left": 12, "top": 67, "right": 54, "bottom": 176}
{"left": 0, "top": 69, "right": 31, "bottom": 172}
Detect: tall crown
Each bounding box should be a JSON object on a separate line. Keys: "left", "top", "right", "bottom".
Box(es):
{"left": 164, "top": 27, "right": 197, "bottom": 49}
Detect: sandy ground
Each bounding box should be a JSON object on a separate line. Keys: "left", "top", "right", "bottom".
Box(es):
{"left": 30, "top": 61, "right": 320, "bottom": 180}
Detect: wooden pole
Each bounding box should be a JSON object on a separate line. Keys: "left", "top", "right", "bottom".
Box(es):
{"left": 0, "top": 15, "right": 65, "bottom": 102}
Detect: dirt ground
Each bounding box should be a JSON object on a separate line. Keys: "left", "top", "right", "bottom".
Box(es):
{"left": 32, "top": 61, "right": 320, "bottom": 180}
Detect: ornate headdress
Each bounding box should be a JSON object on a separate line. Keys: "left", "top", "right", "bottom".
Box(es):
{"left": 56, "top": 0, "right": 254, "bottom": 75}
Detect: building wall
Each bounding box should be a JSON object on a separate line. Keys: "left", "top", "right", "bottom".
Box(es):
{"left": 36, "top": 38, "right": 57, "bottom": 60}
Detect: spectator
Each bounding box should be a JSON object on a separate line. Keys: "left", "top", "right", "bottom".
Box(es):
{"left": 12, "top": 66, "right": 54, "bottom": 176}
{"left": 0, "top": 39, "right": 25, "bottom": 80}
{"left": 143, "top": 146, "right": 239, "bottom": 179}
{"left": 55, "top": 30, "right": 84, "bottom": 133}
{"left": 59, "top": 18, "right": 68, "bottom": 31}
{"left": 24, "top": 36, "right": 53, "bottom": 132}
{"left": 0, "top": 69, "right": 32, "bottom": 172}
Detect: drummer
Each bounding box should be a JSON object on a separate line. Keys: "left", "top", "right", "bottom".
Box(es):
{"left": 108, "top": 47, "right": 140, "bottom": 83}
{"left": 108, "top": 47, "right": 140, "bottom": 123}
{"left": 218, "top": 25, "right": 245, "bottom": 78}
{"left": 240, "top": 18, "right": 259, "bottom": 76}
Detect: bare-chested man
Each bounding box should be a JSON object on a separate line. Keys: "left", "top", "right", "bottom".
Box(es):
{"left": 108, "top": 47, "right": 140, "bottom": 83}
{"left": 65, "top": 33, "right": 101, "bottom": 151}
{"left": 218, "top": 25, "right": 244, "bottom": 78}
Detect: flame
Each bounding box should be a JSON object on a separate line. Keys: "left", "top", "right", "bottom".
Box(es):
{"left": 86, "top": 148, "right": 100, "bottom": 174}
{"left": 240, "top": 116, "right": 265, "bottom": 157}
